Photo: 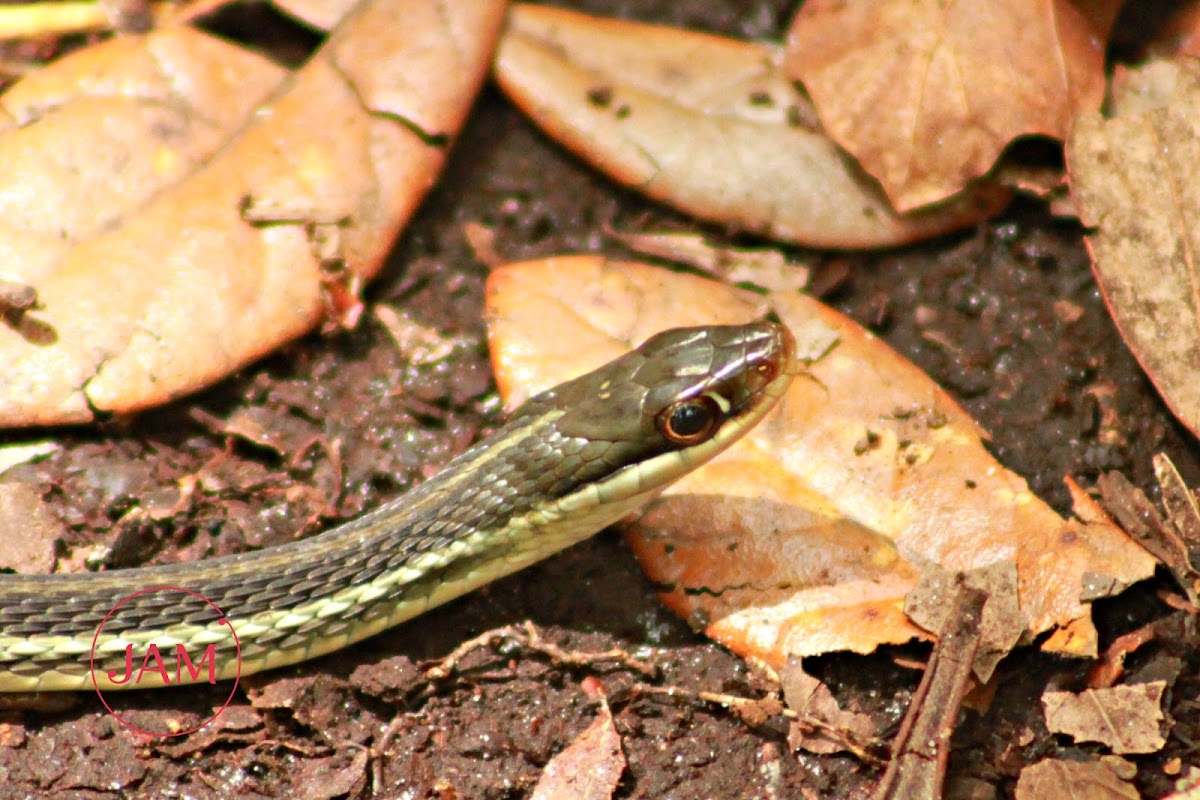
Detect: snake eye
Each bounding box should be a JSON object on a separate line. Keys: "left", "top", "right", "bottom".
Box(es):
{"left": 657, "top": 396, "right": 722, "bottom": 446}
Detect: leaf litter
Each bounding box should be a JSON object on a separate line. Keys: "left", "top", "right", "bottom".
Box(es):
{"left": 0, "top": 0, "right": 505, "bottom": 427}
{"left": 1015, "top": 758, "right": 1140, "bottom": 800}
{"left": 495, "top": 4, "right": 1006, "bottom": 251}
{"left": 2, "top": 0, "right": 1198, "bottom": 794}
{"left": 530, "top": 681, "right": 625, "bottom": 800}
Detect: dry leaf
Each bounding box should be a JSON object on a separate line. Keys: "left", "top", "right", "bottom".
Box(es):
{"left": 486, "top": 256, "right": 1156, "bottom": 665}
{"left": 1097, "top": 470, "right": 1199, "bottom": 603}
{"left": 1087, "top": 622, "right": 1161, "bottom": 690}
{"left": 1156, "top": 453, "right": 1200, "bottom": 551}
{"left": 780, "top": 661, "right": 875, "bottom": 756}
{"left": 1015, "top": 758, "right": 1140, "bottom": 800}
{"left": 495, "top": 4, "right": 1006, "bottom": 250}
{"left": 0, "top": 482, "right": 63, "bottom": 574}
{"left": 1042, "top": 682, "right": 1168, "bottom": 754}
{"left": 530, "top": 701, "right": 625, "bottom": 800}
{"left": 606, "top": 229, "right": 809, "bottom": 294}
{"left": 787, "top": 0, "right": 1105, "bottom": 210}
{"left": 294, "top": 749, "right": 369, "bottom": 800}
{"left": 0, "top": 440, "right": 58, "bottom": 476}
{"left": 633, "top": 493, "right": 923, "bottom": 659}
{"left": 0, "top": 0, "right": 504, "bottom": 427}
{"left": 1067, "top": 58, "right": 1200, "bottom": 440}
{"left": 904, "top": 562, "right": 1025, "bottom": 684}
{"left": 375, "top": 305, "right": 464, "bottom": 366}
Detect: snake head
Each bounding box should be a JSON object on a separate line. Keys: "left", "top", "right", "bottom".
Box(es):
{"left": 512, "top": 321, "right": 796, "bottom": 508}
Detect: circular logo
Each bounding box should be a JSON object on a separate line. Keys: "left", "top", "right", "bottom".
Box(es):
{"left": 90, "top": 586, "right": 241, "bottom": 737}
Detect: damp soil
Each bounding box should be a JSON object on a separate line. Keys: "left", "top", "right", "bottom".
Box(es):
{"left": 0, "top": 2, "right": 1197, "bottom": 799}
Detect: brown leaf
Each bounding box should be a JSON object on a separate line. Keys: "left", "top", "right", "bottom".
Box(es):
{"left": 348, "top": 655, "right": 423, "bottom": 702}
{"left": 530, "top": 700, "right": 625, "bottom": 800}
{"left": 245, "top": 673, "right": 375, "bottom": 744}
{"left": 0, "top": 482, "right": 64, "bottom": 574}
{"left": 486, "top": 257, "right": 1156, "bottom": 665}
{"left": 0, "top": 440, "right": 58, "bottom": 477}
{"left": 634, "top": 491, "right": 923, "bottom": 660}
{"left": 787, "top": 0, "right": 1105, "bottom": 210}
{"left": 495, "top": 4, "right": 1006, "bottom": 250}
{"left": 1155, "top": 453, "right": 1200, "bottom": 552}
{"left": 0, "top": 0, "right": 504, "bottom": 427}
{"left": 17, "top": 714, "right": 147, "bottom": 791}
{"left": 152, "top": 704, "right": 264, "bottom": 759}
{"left": 780, "top": 661, "right": 876, "bottom": 756}
{"left": 1097, "top": 469, "right": 1199, "bottom": 603}
{"left": 605, "top": 229, "right": 810, "bottom": 294}
{"left": 1088, "top": 622, "right": 1161, "bottom": 690}
{"left": 1015, "top": 758, "right": 1140, "bottom": 800}
{"left": 294, "top": 748, "right": 370, "bottom": 800}
{"left": 1042, "top": 682, "right": 1168, "bottom": 755}
{"left": 904, "top": 562, "right": 1025, "bottom": 684}
{"left": 1067, "top": 58, "right": 1200, "bottom": 440}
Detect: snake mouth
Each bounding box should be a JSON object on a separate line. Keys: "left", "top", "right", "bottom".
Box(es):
{"left": 750, "top": 321, "right": 796, "bottom": 398}
{"left": 707, "top": 320, "right": 796, "bottom": 427}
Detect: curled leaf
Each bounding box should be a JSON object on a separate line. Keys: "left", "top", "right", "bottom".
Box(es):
{"left": 495, "top": 4, "right": 1006, "bottom": 250}
{"left": 787, "top": 0, "right": 1105, "bottom": 210}
{"left": 1068, "top": 58, "right": 1200, "bottom": 440}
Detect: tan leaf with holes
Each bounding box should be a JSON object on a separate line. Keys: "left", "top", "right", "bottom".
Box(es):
{"left": 530, "top": 699, "right": 625, "bottom": 800}
{"left": 495, "top": 4, "right": 1006, "bottom": 250}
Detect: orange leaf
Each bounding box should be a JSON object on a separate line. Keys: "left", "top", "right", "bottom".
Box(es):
{"left": 786, "top": 0, "right": 1105, "bottom": 210}
{"left": 487, "top": 257, "right": 1156, "bottom": 666}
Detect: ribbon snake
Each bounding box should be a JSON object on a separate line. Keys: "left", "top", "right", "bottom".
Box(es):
{"left": 0, "top": 321, "right": 795, "bottom": 691}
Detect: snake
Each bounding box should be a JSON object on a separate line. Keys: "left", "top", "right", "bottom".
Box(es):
{"left": 0, "top": 321, "right": 795, "bottom": 692}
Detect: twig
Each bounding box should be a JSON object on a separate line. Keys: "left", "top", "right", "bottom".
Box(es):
{"left": 423, "top": 621, "right": 657, "bottom": 681}
{"left": 635, "top": 683, "right": 885, "bottom": 767}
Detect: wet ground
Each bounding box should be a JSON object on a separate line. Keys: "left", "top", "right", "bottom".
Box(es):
{"left": 0, "top": 1, "right": 1196, "bottom": 798}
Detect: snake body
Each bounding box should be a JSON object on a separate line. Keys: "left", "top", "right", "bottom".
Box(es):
{"left": 0, "top": 322, "right": 794, "bottom": 691}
